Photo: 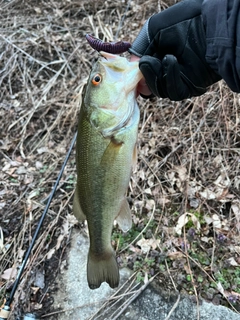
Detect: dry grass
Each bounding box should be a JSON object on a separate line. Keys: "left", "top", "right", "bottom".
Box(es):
{"left": 0, "top": 0, "right": 240, "bottom": 318}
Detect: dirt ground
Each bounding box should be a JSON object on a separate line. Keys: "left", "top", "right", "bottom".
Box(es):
{"left": 0, "top": 0, "right": 240, "bottom": 319}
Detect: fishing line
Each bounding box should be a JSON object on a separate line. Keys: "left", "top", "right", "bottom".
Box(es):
{"left": 115, "top": 0, "right": 131, "bottom": 40}
{"left": 0, "top": 1, "right": 131, "bottom": 318}
{"left": 0, "top": 132, "right": 77, "bottom": 319}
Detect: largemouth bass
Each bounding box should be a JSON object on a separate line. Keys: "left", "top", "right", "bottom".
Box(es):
{"left": 73, "top": 51, "right": 142, "bottom": 289}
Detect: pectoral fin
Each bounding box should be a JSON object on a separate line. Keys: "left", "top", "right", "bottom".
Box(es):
{"left": 100, "top": 139, "right": 122, "bottom": 166}
{"left": 73, "top": 190, "right": 86, "bottom": 222}
{"left": 115, "top": 198, "right": 132, "bottom": 232}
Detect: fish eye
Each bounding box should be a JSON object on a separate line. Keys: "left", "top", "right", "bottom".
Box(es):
{"left": 91, "top": 73, "right": 102, "bottom": 86}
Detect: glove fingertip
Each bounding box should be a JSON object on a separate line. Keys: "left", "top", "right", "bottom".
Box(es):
{"left": 162, "top": 54, "right": 190, "bottom": 100}
{"left": 139, "top": 56, "right": 164, "bottom": 97}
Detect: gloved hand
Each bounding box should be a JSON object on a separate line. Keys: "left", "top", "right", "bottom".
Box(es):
{"left": 129, "top": 0, "right": 221, "bottom": 101}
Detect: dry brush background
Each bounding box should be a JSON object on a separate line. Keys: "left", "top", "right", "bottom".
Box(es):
{"left": 0, "top": 0, "right": 240, "bottom": 318}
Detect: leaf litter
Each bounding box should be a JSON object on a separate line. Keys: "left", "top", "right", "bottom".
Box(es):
{"left": 0, "top": 0, "right": 240, "bottom": 318}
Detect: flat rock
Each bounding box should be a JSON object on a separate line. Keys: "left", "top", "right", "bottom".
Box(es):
{"left": 118, "top": 289, "right": 240, "bottom": 320}
{"left": 49, "top": 229, "right": 240, "bottom": 320}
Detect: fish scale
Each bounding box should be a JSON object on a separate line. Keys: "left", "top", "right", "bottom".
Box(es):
{"left": 73, "top": 52, "right": 143, "bottom": 289}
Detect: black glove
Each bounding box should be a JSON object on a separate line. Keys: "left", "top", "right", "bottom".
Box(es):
{"left": 129, "top": 0, "right": 221, "bottom": 101}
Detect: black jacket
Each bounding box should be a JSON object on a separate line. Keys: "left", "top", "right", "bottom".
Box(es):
{"left": 202, "top": 0, "right": 240, "bottom": 92}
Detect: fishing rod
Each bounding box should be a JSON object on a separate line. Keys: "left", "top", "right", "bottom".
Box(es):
{"left": 0, "top": 132, "right": 77, "bottom": 320}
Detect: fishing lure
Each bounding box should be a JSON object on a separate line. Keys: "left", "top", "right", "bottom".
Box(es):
{"left": 86, "top": 34, "right": 131, "bottom": 54}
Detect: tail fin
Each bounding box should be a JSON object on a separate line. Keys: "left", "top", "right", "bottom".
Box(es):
{"left": 87, "top": 249, "right": 119, "bottom": 289}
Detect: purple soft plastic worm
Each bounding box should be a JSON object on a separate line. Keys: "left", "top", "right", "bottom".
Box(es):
{"left": 86, "top": 34, "right": 131, "bottom": 54}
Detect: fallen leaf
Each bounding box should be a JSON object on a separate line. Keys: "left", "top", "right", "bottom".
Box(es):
{"left": 35, "top": 161, "right": 43, "bottom": 169}
{"left": 189, "top": 198, "right": 199, "bottom": 208}
{"left": 233, "top": 176, "right": 240, "bottom": 189}
{"left": 18, "top": 249, "right": 25, "bottom": 262}
{"left": 31, "top": 286, "right": 40, "bottom": 294}
{"left": 229, "top": 245, "right": 240, "bottom": 254}
{"left": 33, "top": 303, "right": 43, "bottom": 310}
{"left": 175, "top": 212, "right": 201, "bottom": 235}
{"left": 204, "top": 215, "right": 213, "bottom": 225}
{"left": 34, "top": 270, "right": 45, "bottom": 289}
{"left": 34, "top": 7, "right": 42, "bottom": 14}
{"left": 214, "top": 173, "right": 231, "bottom": 189}
{"left": 157, "top": 197, "right": 171, "bottom": 206}
{"left": 213, "top": 154, "right": 223, "bottom": 167}
{"left": 16, "top": 166, "right": 27, "bottom": 174}
{"left": 184, "top": 264, "right": 191, "bottom": 274}
{"left": 137, "top": 238, "right": 160, "bottom": 254}
{"left": 227, "top": 257, "right": 239, "bottom": 267}
{"left": 144, "top": 272, "right": 148, "bottom": 284}
{"left": 145, "top": 199, "right": 155, "bottom": 210}
{"left": 231, "top": 201, "right": 240, "bottom": 223}
{"left": 217, "top": 188, "right": 229, "bottom": 201}
{"left": 27, "top": 189, "right": 40, "bottom": 200}
{"left": 1, "top": 267, "right": 17, "bottom": 280}
{"left": 144, "top": 188, "right": 152, "bottom": 195}
{"left": 199, "top": 188, "right": 216, "bottom": 200}
{"left": 46, "top": 248, "right": 55, "bottom": 260}
{"left": 66, "top": 214, "right": 78, "bottom": 227}
{"left": 201, "top": 236, "right": 211, "bottom": 243}
{"left": 212, "top": 214, "right": 222, "bottom": 229}
{"left": 217, "top": 282, "right": 225, "bottom": 295}
{"left": 174, "top": 165, "right": 188, "bottom": 182}
{"left": 37, "top": 147, "right": 49, "bottom": 154}
{"left": 56, "top": 234, "right": 65, "bottom": 250}
{"left": 0, "top": 202, "right": 6, "bottom": 210}
{"left": 167, "top": 251, "right": 185, "bottom": 260}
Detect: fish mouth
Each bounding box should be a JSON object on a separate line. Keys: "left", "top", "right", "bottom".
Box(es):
{"left": 99, "top": 51, "right": 118, "bottom": 60}
{"left": 99, "top": 51, "right": 143, "bottom": 92}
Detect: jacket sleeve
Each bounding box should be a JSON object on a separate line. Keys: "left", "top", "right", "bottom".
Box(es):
{"left": 202, "top": 0, "right": 240, "bottom": 92}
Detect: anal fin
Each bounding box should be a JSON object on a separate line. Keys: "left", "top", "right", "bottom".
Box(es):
{"left": 73, "top": 189, "right": 86, "bottom": 222}
{"left": 115, "top": 198, "right": 132, "bottom": 232}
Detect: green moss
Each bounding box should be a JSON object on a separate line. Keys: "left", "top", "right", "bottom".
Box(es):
{"left": 159, "top": 264, "right": 166, "bottom": 272}
{"left": 173, "top": 211, "right": 180, "bottom": 217}
{"left": 112, "top": 228, "right": 140, "bottom": 251}
{"left": 189, "top": 250, "right": 211, "bottom": 266}
{"left": 66, "top": 174, "right": 77, "bottom": 189}
{"left": 136, "top": 271, "right": 145, "bottom": 283}
{"left": 197, "top": 275, "right": 204, "bottom": 283}
{"left": 214, "top": 268, "right": 240, "bottom": 292}
{"left": 186, "top": 274, "right": 192, "bottom": 282}
{"left": 40, "top": 165, "right": 48, "bottom": 173}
